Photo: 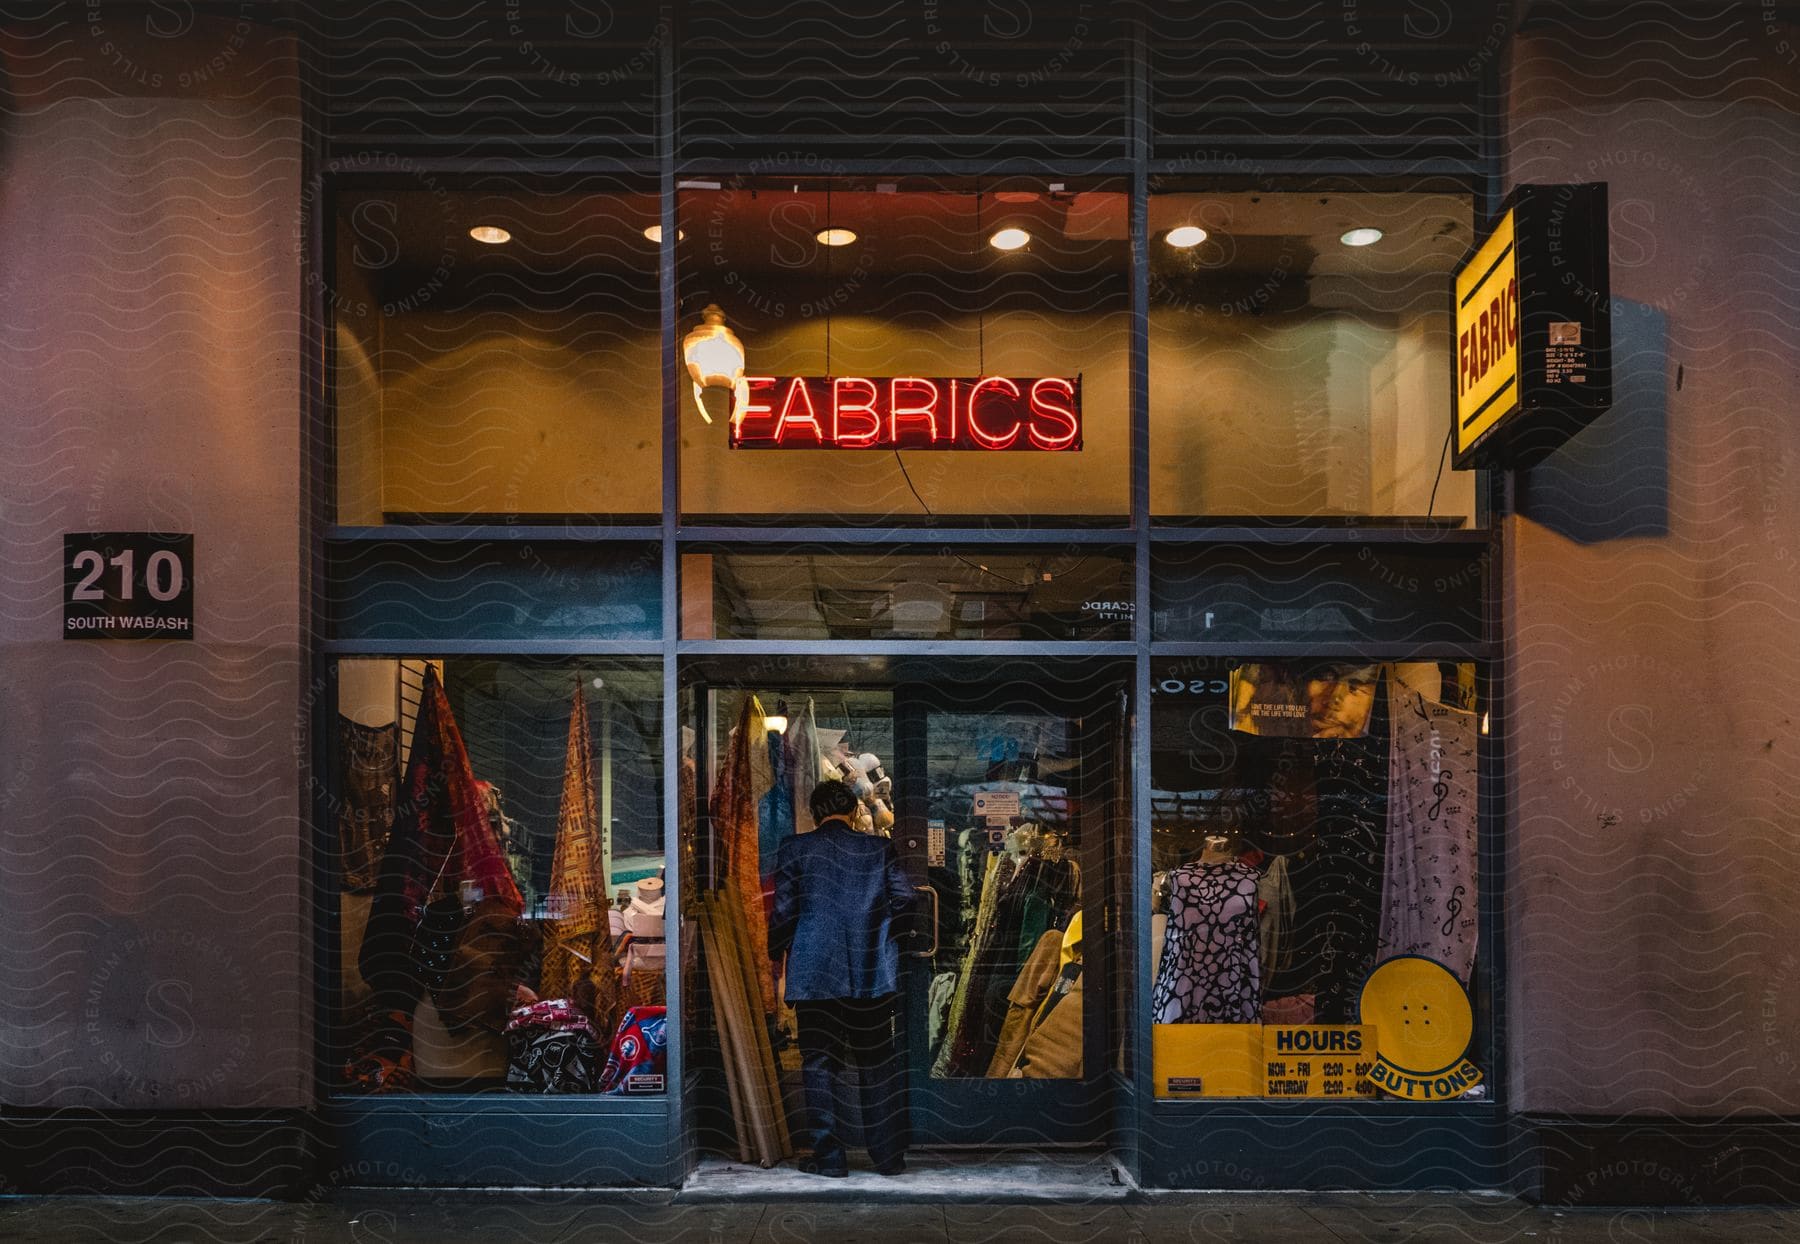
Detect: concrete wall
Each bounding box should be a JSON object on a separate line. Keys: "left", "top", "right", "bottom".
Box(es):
{"left": 0, "top": 17, "right": 305, "bottom": 1109}
{"left": 1503, "top": 6, "right": 1800, "bottom": 1114}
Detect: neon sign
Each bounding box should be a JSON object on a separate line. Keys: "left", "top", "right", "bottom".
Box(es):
{"left": 727, "top": 376, "right": 1082, "bottom": 451}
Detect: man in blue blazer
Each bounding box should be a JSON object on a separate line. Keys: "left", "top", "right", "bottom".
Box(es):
{"left": 769, "top": 779, "right": 923, "bottom": 1177}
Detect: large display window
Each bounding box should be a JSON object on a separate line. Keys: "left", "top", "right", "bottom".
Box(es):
{"left": 1149, "top": 657, "right": 1487, "bottom": 1101}
{"left": 675, "top": 177, "right": 1130, "bottom": 525}
{"left": 328, "top": 656, "right": 666, "bottom": 1096}
{"left": 1149, "top": 186, "right": 1479, "bottom": 526}
{"left": 331, "top": 181, "right": 662, "bottom": 526}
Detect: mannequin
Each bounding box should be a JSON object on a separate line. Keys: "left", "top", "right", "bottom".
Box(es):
{"left": 839, "top": 752, "right": 896, "bottom": 833}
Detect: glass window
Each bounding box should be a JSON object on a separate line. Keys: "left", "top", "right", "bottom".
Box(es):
{"left": 1149, "top": 187, "right": 1479, "bottom": 526}
{"left": 327, "top": 540, "right": 661, "bottom": 643}
{"left": 683, "top": 546, "right": 1133, "bottom": 641}
{"left": 333, "top": 181, "right": 662, "bottom": 526}
{"left": 676, "top": 177, "right": 1129, "bottom": 525}
{"left": 1151, "top": 543, "right": 1485, "bottom": 645}
{"left": 330, "top": 656, "right": 665, "bottom": 1095}
{"left": 1149, "top": 657, "right": 1486, "bottom": 1101}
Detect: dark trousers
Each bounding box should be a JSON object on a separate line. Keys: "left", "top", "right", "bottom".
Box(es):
{"left": 793, "top": 996, "right": 907, "bottom": 1168}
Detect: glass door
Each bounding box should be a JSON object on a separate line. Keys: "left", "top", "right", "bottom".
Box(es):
{"left": 894, "top": 665, "right": 1124, "bottom": 1145}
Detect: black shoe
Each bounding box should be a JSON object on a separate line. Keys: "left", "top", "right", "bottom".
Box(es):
{"left": 798, "top": 1155, "right": 849, "bottom": 1178}
{"left": 873, "top": 1157, "right": 906, "bottom": 1177}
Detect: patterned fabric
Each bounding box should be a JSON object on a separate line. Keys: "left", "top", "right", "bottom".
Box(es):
{"left": 715, "top": 696, "right": 775, "bottom": 1010}
{"left": 601, "top": 1005, "right": 668, "bottom": 1094}
{"left": 1379, "top": 682, "right": 1479, "bottom": 982}
{"left": 506, "top": 999, "right": 603, "bottom": 1093}
{"left": 787, "top": 697, "right": 822, "bottom": 835}
{"left": 1308, "top": 731, "right": 1389, "bottom": 1023}
{"left": 337, "top": 716, "right": 396, "bottom": 893}
{"left": 541, "top": 684, "right": 620, "bottom": 1037}
{"left": 1151, "top": 861, "right": 1263, "bottom": 1024}
{"left": 360, "top": 665, "right": 517, "bottom": 1012}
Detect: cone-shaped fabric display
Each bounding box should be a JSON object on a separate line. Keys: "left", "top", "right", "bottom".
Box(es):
{"left": 540, "top": 683, "right": 621, "bottom": 1036}
{"left": 360, "top": 665, "right": 518, "bottom": 1006}
{"left": 714, "top": 694, "right": 774, "bottom": 1010}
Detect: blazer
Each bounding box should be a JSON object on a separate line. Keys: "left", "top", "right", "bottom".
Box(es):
{"left": 768, "top": 818, "right": 919, "bottom": 1002}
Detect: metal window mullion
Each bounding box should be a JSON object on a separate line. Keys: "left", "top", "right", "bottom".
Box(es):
{"left": 1128, "top": 11, "right": 1154, "bottom": 1189}
{"left": 658, "top": 0, "right": 685, "bottom": 1187}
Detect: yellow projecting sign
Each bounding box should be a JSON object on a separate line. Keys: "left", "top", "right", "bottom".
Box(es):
{"left": 1449, "top": 183, "right": 1611, "bottom": 470}
{"left": 1454, "top": 207, "right": 1520, "bottom": 460}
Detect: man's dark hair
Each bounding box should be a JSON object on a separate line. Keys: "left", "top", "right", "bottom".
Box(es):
{"left": 808, "top": 779, "right": 860, "bottom": 824}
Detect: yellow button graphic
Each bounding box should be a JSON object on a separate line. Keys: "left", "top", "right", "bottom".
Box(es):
{"left": 1359, "top": 955, "right": 1473, "bottom": 1077}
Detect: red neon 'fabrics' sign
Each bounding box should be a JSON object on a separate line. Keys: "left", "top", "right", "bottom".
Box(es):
{"left": 728, "top": 376, "right": 1082, "bottom": 451}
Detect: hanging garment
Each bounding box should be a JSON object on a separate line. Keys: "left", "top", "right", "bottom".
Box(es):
{"left": 359, "top": 665, "right": 512, "bottom": 1012}
{"left": 714, "top": 695, "right": 775, "bottom": 1010}
{"left": 1307, "top": 728, "right": 1389, "bottom": 1024}
{"left": 540, "top": 685, "right": 620, "bottom": 1037}
{"left": 1258, "top": 854, "right": 1297, "bottom": 987}
{"left": 926, "top": 969, "right": 959, "bottom": 1062}
{"left": 1379, "top": 681, "right": 1479, "bottom": 982}
{"left": 478, "top": 781, "right": 534, "bottom": 914}
{"left": 337, "top": 716, "right": 397, "bottom": 893}
{"left": 1236, "top": 735, "right": 1321, "bottom": 857}
{"left": 985, "top": 928, "right": 1064, "bottom": 1077}
{"left": 759, "top": 722, "right": 794, "bottom": 863}
{"left": 932, "top": 852, "right": 1010, "bottom": 1078}
{"left": 1150, "top": 861, "right": 1263, "bottom": 1024}
{"left": 786, "top": 697, "right": 822, "bottom": 835}
{"left": 942, "top": 855, "right": 1079, "bottom": 1077}
{"left": 1009, "top": 912, "right": 1085, "bottom": 1080}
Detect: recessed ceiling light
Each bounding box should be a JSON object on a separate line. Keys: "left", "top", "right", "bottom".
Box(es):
{"left": 1339, "top": 227, "right": 1383, "bottom": 247}
{"left": 990, "top": 227, "right": 1030, "bottom": 251}
{"left": 468, "top": 225, "right": 511, "bottom": 244}
{"left": 816, "top": 227, "right": 857, "bottom": 247}
{"left": 1165, "top": 225, "right": 1208, "bottom": 248}
{"left": 643, "top": 225, "right": 686, "bottom": 243}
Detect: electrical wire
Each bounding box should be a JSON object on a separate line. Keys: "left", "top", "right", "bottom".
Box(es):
{"left": 1426, "top": 424, "right": 1453, "bottom": 519}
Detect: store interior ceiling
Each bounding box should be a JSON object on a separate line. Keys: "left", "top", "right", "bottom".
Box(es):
{"left": 340, "top": 185, "right": 1472, "bottom": 315}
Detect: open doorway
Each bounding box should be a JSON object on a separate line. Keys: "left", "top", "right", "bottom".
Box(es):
{"left": 680, "top": 656, "right": 1130, "bottom": 1167}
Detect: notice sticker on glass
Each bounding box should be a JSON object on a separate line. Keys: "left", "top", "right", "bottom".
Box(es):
{"left": 972, "top": 790, "right": 1021, "bottom": 820}
{"left": 1262, "top": 1026, "right": 1376, "bottom": 1098}
{"left": 927, "top": 820, "right": 946, "bottom": 868}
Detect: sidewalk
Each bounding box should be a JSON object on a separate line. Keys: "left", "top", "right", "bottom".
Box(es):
{"left": 1, "top": 1193, "right": 1795, "bottom": 1242}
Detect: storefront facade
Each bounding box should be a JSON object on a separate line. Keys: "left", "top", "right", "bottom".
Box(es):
{"left": 3, "top": 2, "right": 1798, "bottom": 1205}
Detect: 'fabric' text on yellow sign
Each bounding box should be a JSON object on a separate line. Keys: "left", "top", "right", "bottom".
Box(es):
{"left": 1454, "top": 207, "right": 1520, "bottom": 458}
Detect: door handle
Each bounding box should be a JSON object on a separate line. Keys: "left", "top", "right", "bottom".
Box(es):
{"left": 906, "top": 884, "right": 939, "bottom": 960}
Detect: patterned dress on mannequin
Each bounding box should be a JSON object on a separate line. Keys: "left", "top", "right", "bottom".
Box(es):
{"left": 1150, "top": 860, "right": 1263, "bottom": 1024}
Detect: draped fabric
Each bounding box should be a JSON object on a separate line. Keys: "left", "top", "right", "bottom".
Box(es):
{"left": 787, "top": 697, "right": 823, "bottom": 835}
{"left": 360, "top": 665, "right": 518, "bottom": 1007}
{"left": 1379, "top": 679, "right": 1479, "bottom": 982}
{"left": 541, "top": 684, "right": 619, "bottom": 1036}
{"left": 337, "top": 716, "right": 397, "bottom": 894}
{"left": 715, "top": 694, "right": 775, "bottom": 1010}
{"left": 939, "top": 854, "right": 1080, "bottom": 1078}
{"left": 933, "top": 852, "right": 1008, "bottom": 1078}
{"left": 758, "top": 725, "right": 793, "bottom": 864}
